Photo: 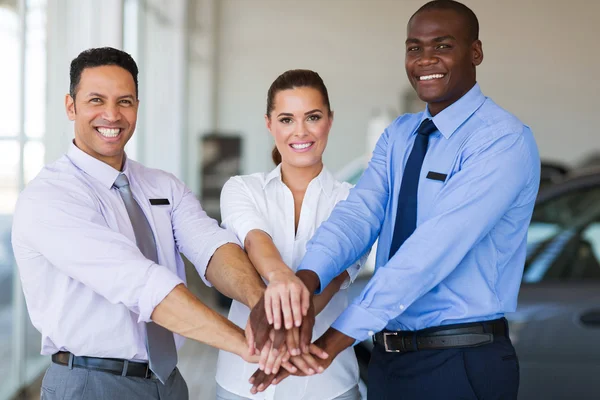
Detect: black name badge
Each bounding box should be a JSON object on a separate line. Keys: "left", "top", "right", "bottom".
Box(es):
{"left": 426, "top": 171, "right": 447, "bottom": 182}
{"left": 149, "top": 198, "right": 170, "bottom": 205}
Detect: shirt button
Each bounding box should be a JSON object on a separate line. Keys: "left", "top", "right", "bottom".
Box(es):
{"left": 399, "top": 304, "right": 405, "bottom": 310}
{"left": 368, "top": 330, "right": 374, "bottom": 336}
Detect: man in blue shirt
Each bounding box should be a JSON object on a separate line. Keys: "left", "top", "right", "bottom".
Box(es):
{"left": 248, "top": 1, "right": 540, "bottom": 398}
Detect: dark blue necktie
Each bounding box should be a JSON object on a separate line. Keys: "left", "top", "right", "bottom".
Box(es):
{"left": 388, "top": 119, "right": 438, "bottom": 259}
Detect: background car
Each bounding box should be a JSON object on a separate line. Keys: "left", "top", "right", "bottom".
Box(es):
{"left": 347, "top": 165, "right": 600, "bottom": 399}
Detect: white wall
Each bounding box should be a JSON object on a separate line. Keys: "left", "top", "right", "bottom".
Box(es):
{"left": 215, "top": 0, "right": 600, "bottom": 175}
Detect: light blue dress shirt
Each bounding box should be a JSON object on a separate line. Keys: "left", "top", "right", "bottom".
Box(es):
{"left": 297, "top": 83, "right": 541, "bottom": 342}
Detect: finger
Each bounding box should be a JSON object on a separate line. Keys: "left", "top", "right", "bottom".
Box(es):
{"left": 297, "top": 352, "right": 324, "bottom": 374}
{"left": 281, "top": 290, "right": 294, "bottom": 330}
{"left": 271, "top": 345, "right": 286, "bottom": 375}
{"left": 253, "top": 372, "right": 278, "bottom": 393}
{"left": 272, "top": 368, "right": 292, "bottom": 385}
{"left": 308, "top": 343, "right": 329, "bottom": 360}
{"left": 301, "top": 287, "right": 310, "bottom": 317}
{"left": 259, "top": 340, "right": 272, "bottom": 371}
{"left": 289, "top": 355, "right": 315, "bottom": 376}
{"left": 300, "top": 319, "right": 313, "bottom": 354}
{"left": 245, "top": 322, "right": 255, "bottom": 355}
{"left": 290, "top": 286, "right": 303, "bottom": 327}
{"left": 249, "top": 368, "right": 263, "bottom": 385}
{"left": 272, "top": 328, "right": 286, "bottom": 351}
{"left": 285, "top": 328, "right": 299, "bottom": 356}
{"left": 264, "top": 343, "right": 281, "bottom": 375}
{"left": 254, "top": 322, "right": 271, "bottom": 350}
{"left": 281, "top": 360, "right": 297, "bottom": 374}
{"left": 272, "top": 295, "right": 282, "bottom": 330}
{"left": 265, "top": 294, "right": 273, "bottom": 326}
{"left": 293, "top": 327, "right": 300, "bottom": 355}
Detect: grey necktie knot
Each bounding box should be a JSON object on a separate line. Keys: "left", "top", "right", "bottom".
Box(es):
{"left": 113, "top": 173, "right": 130, "bottom": 189}
{"left": 114, "top": 172, "right": 177, "bottom": 383}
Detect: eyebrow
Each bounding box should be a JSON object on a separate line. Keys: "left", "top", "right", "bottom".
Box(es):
{"left": 276, "top": 109, "right": 323, "bottom": 118}
{"left": 405, "top": 35, "right": 457, "bottom": 45}
{"left": 86, "top": 92, "right": 135, "bottom": 100}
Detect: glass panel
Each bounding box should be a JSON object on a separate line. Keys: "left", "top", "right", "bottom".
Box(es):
{"left": 0, "top": 4, "right": 21, "bottom": 138}
{"left": 24, "top": 0, "right": 46, "bottom": 139}
{"left": 0, "top": 137, "right": 17, "bottom": 395}
{"left": 0, "top": 141, "right": 20, "bottom": 215}
{"left": 24, "top": 141, "right": 44, "bottom": 184}
{"left": 123, "top": 0, "right": 140, "bottom": 161}
{"left": 524, "top": 187, "right": 600, "bottom": 282}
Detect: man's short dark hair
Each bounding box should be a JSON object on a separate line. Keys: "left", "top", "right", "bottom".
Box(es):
{"left": 69, "top": 47, "right": 139, "bottom": 100}
{"left": 411, "top": 0, "right": 479, "bottom": 42}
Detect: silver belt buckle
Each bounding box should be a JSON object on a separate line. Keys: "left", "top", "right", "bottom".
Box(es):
{"left": 383, "top": 331, "right": 401, "bottom": 353}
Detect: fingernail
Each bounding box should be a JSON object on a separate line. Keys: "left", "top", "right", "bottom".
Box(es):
{"left": 318, "top": 366, "right": 324, "bottom": 373}
{"left": 249, "top": 378, "right": 255, "bottom": 383}
{"left": 265, "top": 368, "right": 271, "bottom": 374}
{"left": 291, "top": 367, "right": 297, "bottom": 372}
{"left": 259, "top": 364, "right": 264, "bottom": 370}
{"left": 308, "top": 368, "right": 315, "bottom": 375}
{"left": 295, "top": 320, "right": 301, "bottom": 327}
{"left": 258, "top": 384, "right": 265, "bottom": 391}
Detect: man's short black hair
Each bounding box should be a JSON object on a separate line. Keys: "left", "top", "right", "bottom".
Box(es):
{"left": 69, "top": 47, "right": 139, "bottom": 100}
{"left": 411, "top": 0, "right": 479, "bottom": 42}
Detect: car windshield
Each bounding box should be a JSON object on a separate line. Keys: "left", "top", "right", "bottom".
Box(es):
{"left": 524, "top": 186, "right": 600, "bottom": 282}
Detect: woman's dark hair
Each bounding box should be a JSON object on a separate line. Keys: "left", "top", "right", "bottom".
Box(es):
{"left": 70, "top": 47, "right": 139, "bottom": 101}
{"left": 266, "top": 69, "right": 331, "bottom": 165}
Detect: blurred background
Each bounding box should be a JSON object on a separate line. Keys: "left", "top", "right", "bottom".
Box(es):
{"left": 1, "top": 0, "right": 599, "bottom": 399}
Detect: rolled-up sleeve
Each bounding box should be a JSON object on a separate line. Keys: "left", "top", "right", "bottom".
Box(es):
{"left": 219, "top": 177, "right": 272, "bottom": 246}
{"left": 169, "top": 177, "right": 240, "bottom": 287}
{"left": 12, "top": 180, "right": 184, "bottom": 322}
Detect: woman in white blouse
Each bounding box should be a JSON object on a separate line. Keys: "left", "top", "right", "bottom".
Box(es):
{"left": 215, "top": 69, "right": 365, "bottom": 400}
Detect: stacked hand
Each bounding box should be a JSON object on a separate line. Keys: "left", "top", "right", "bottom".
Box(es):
{"left": 244, "top": 270, "right": 334, "bottom": 392}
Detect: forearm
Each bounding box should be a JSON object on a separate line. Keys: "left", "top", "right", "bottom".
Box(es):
{"left": 244, "top": 229, "right": 292, "bottom": 281}
{"left": 205, "top": 243, "right": 265, "bottom": 308}
{"left": 313, "top": 271, "right": 348, "bottom": 315}
{"left": 151, "top": 284, "right": 248, "bottom": 357}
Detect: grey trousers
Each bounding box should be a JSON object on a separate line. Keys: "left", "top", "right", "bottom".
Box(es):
{"left": 215, "top": 384, "right": 360, "bottom": 400}
{"left": 41, "top": 362, "right": 189, "bottom": 400}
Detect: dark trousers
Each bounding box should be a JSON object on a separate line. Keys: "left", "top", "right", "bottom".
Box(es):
{"left": 368, "top": 336, "right": 519, "bottom": 400}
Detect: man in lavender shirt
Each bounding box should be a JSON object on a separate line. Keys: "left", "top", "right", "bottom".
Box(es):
{"left": 11, "top": 47, "right": 265, "bottom": 399}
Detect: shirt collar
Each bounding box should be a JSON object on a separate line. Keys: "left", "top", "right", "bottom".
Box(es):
{"left": 66, "top": 141, "right": 128, "bottom": 190}
{"left": 263, "top": 164, "right": 336, "bottom": 198}
{"left": 421, "top": 83, "right": 486, "bottom": 139}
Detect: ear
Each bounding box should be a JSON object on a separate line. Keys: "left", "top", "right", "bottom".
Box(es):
{"left": 65, "top": 94, "right": 76, "bottom": 121}
{"left": 328, "top": 110, "right": 334, "bottom": 130}
{"left": 265, "top": 114, "right": 273, "bottom": 135}
{"left": 472, "top": 40, "right": 483, "bottom": 67}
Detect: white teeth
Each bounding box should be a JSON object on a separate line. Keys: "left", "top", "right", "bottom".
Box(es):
{"left": 419, "top": 74, "right": 445, "bottom": 81}
{"left": 291, "top": 143, "right": 313, "bottom": 150}
{"left": 97, "top": 127, "right": 120, "bottom": 138}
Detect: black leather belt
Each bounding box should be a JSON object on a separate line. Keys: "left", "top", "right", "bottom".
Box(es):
{"left": 373, "top": 317, "right": 508, "bottom": 353}
{"left": 51, "top": 351, "right": 156, "bottom": 379}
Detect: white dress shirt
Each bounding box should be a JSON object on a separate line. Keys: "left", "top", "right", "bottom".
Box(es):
{"left": 11, "top": 143, "right": 239, "bottom": 361}
{"left": 215, "top": 165, "right": 366, "bottom": 400}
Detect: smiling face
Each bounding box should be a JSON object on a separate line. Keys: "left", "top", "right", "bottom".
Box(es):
{"left": 65, "top": 65, "right": 138, "bottom": 170}
{"left": 405, "top": 8, "right": 483, "bottom": 116}
{"left": 266, "top": 87, "right": 333, "bottom": 170}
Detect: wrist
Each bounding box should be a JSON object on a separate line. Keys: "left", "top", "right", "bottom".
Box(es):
{"left": 320, "top": 328, "right": 354, "bottom": 358}
{"left": 296, "top": 270, "right": 320, "bottom": 294}
{"left": 265, "top": 262, "right": 294, "bottom": 282}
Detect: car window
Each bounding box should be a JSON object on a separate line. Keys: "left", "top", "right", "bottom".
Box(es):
{"left": 524, "top": 187, "right": 600, "bottom": 282}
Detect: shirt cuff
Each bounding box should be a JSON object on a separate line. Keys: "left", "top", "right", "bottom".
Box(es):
{"left": 194, "top": 230, "right": 241, "bottom": 287}
{"left": 138, "top": 264, "right": 184, "bottom": 323}
{"left": 297, "top": 250, "right": 339, "bottom": 295}
{"left": 330, "top": 303, "right": 388, "bottom": 342}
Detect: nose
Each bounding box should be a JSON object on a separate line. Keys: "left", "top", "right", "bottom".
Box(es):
{"left": 416, "top": 49, "right": 439, "bottom": 67}
{"left": 103, "top": 103, "right": 122, "bottom": 122}
{"left": 296, "top": 121, "right": 309, "bottom": 137}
